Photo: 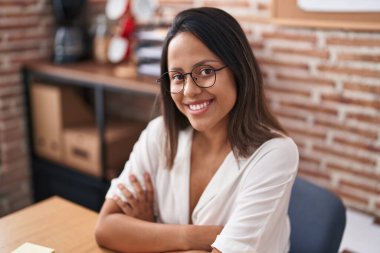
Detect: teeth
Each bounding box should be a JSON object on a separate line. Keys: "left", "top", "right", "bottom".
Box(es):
{"left": 189, "top": 101, "right": 210, "bottom": 111}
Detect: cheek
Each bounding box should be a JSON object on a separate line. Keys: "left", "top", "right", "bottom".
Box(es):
{"left": 224, "top": 79, "right": 237, "bottom": 108}
{"left": 170, "top": 94, "right": 183, "bottom": 111}
{"left": 225, "top": 91, "right": 237, "bottom": 111}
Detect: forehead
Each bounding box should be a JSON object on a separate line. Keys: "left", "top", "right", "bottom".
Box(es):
{"left": 167, "top": 32, "right": 220, "bottom": 69}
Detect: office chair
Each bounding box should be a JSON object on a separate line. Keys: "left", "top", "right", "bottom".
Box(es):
{"left": 288, "top": 177, "right": 346, "bottom": 253}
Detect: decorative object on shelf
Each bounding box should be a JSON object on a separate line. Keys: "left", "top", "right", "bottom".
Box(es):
{"left": 107, "top": 36, "right": 130, "bottom": 64}
{"left": 128, "top": 0, "right": 165, "bottom": 78}
{"left": 106, "top": 0, "right": 130, "bottom": 20}
{"left": 52, "top": 0, "right": 89, "bottom": 64}
{"left": 105, "top": 0, "right": 136, "bottom": 64}
{"left": 131, "top": 0, "right": 158, "bottom": 24}
{"left": 134, "top": 27, "right": 167, "bottom": 78}
{"left": 93, "top": 14, "right": 111, "bottom": 64}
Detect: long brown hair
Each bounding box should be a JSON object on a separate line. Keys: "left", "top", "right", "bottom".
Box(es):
{"left": 159, "top": 7, "right": 286, "bottom": 168}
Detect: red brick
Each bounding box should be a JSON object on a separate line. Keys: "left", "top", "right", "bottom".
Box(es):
{"left": 318, "top": 65, "right": 380, "bottom": 79}
{"left": 7, "top": 33, "right": 52, "bottom": 42}
{"left": 280, "top": 101, "right": 338, "bottom": 116}
{"left": 333, "top": 136, "right": 380, "bottom": 153}
{"left": 322, "top": 93, "right": 380, "bottom": 109}
{"left": 262, "top": 32, "right": 317, "bottom": 43}
{"left": 0, "top": 68, "right": 20, "bottom": 76}
{"left": 0, "top": 178, "right": 28, "bottom": 198}
{"left": 298, "top": 168, "right": 331, "bottom": 181}
{"left": 0, "top": 43, "right": 41, "bottom": 53}
{"left": 0, "top": 111, "right": 25, "bottom": 122}
{"left": 236, "top": 15, "right": 270, "bottom": 24}
{"left": 0, "top": 107, "right": 24, "bottom": 122}
{"left": 258, "top": 57, "right": 309, "bottom": 70}
{"left": 0, "top": 127, "right": 25, "bottom": 143}
{"left": 338, "top": 53, "right": 380, "bottom": 63}
{"left": 334, "top": 189, "right": 369, "bottom": 205}
{"left": 0, "top": 0, "right": 38, "bottom": 3}
{"left": 0, "top": 118, "right": 25, "bottom": 132}
{"left": 257, "top": 2, "right": 269, "bottom": 11}
{"left": 276, "top": 73, "right": 335, "bottom": 87}
{"left": 344, "top": 82, "right": 380, "bottom": 94}
{"left": 0, "top": 85, "right": 22, "bottom": 98}
{"left": 0, "top": 163, "right": 29, "bottom": 185}
{"left": 265, "top": 84, "right": 310, "bottom": 97}
{"left": 300, "top": 153, "right": 321, "bottom": 165}
{"left": 287, "top": 126, "right": 327, "bottom": 140}
{"left": 298, "top": 158, "right": 320, "bottom": 172}
{"left": 314, "top": 118, "right": 378, "bottom": 139}
{"left": 3, "top": 185, "right": 31, "bottom": 206}
{"left": 273, "top": 47, "right": 329, "bottom": 59}
{"left": 10, "top": 54, "right": 47, "bottom": 64}
{"left": 0, "top": 1, "right": 38, "bottom": 8}
{"left": 0, "top": 9, "right": 51, "bottom": 18}
{"left": 0, "top": 94, "right": 23, "bottom": 110}
{"left": 273, "top": 109, "right": 307, "bottom": 122}
{"left": 327, "top": 162, "right": 380, "bottom": 181}
{"left": 326, "top": 37, "right": 380, "bottom": 47}
{"left": 346, "top": 112, "right": 380, "bottom": 125}
{"left": 314, "top": 145, "right": 377, "bottom": 167}
{"left": 0, "top": 18, "right": 40, "bottom": 30}
{"left": 339, "top": 179, "right": 380, "bottom": 195}
{"left": 250, "top": 41, "right": 265, "bottom": 50}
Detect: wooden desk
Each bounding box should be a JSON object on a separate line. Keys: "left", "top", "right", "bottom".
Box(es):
{"left": 0, "top": 196, "right": 112, "bottom": 253}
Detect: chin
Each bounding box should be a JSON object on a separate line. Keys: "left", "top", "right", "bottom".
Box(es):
{"left": 188, "top": 119, "right": 210, "bottom": 132}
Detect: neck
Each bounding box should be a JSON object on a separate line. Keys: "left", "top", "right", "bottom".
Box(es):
{"left": 193, "top": 126, "right": 230, "bottom": 155}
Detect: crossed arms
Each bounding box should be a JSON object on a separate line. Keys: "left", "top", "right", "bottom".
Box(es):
{"left": 95, "top": 173, "right": 222, "bottom": 253}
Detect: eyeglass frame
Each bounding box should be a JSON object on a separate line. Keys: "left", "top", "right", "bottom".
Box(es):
{"left": 156, "top": 65, "right": 228, "bottom": 94}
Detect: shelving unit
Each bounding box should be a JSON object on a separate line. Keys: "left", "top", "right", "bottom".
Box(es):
{"left": 22, "top": 61, "right": 159, "bottom": 211}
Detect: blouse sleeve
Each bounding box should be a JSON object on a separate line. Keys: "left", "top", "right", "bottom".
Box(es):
{"left": 105, "top": 116, "right": 164, "bottom": 202}
{"left": 212, "top": 137, "right": 299, "bottom": 253}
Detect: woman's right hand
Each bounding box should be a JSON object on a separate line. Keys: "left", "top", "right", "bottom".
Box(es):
{"left": 113, "top": 172, "right": 155, "bottom": 222}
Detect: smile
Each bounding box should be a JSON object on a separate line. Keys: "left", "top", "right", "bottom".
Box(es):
{"left": 187, "top": 99, "right": 212, "bottom": 113}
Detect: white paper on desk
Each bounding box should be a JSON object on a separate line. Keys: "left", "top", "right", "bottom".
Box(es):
{"left": 12, "top": 242, "right": 54, "bottom": 253}
{"left": 298, "top": 0, "right": 380, "bottom": 12}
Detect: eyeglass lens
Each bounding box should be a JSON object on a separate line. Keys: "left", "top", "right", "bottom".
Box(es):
{"left": 165, "top": 65, "right": 217, "bottom": 93}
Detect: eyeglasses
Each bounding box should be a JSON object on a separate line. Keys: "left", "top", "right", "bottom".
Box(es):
{"left": 156, "top": 65, "right": 228, "bottom": 94}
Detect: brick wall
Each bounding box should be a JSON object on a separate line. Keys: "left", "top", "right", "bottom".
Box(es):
{"left": 1, "top": 0, "right": 379, "bottom": 218}
{"left": 0, "top": 0, "right": 105, "bottom": 216}
{"left": 0, "top": 0, "right": 54, "bottom": 216}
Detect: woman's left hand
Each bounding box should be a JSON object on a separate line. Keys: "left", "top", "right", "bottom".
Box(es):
{"left": 113, "top": 172, "right": 155, "bottom": 222}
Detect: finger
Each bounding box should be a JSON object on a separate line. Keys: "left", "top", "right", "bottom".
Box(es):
{"left": 118, "top": 184, "right": 137, "bottom": 207}
{"left": 113, "top": 195, "right": 132, "bottom": 215}
{"left": 129, "top": 174, "right": 145, "bottom": 200}
{"left": 144, "top": 172, "right": 154, "bottom": 203}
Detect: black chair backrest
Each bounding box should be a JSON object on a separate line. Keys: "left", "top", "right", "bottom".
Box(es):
{"left": 288, "top": 177, "right": 346, "bottom": 253}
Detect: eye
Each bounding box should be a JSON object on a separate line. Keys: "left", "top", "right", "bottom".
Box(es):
{"left": 170, "top": 73, "right": 184, "bottom": 82}
{"left": 196, "top": 66, "right": 215, "bottom": 77}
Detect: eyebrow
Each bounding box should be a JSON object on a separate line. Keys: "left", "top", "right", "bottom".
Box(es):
{"left": 169, "top": 59, "right": 221, "bottom": 72}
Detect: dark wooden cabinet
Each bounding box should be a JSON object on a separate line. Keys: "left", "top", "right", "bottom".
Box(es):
{"left": 22, "top": 61, "right": 159, "bottom": 211}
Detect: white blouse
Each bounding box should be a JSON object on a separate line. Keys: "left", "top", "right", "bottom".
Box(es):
{"left": 106, "top": 116, "right": 299, "bottom": 253}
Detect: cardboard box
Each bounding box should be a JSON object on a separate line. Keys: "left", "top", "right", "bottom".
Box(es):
{"left": 63, "top": 120, "right": 145, "bottom": 179}
{"left": 30, "top": 83, "right": 94, "bottom": 162}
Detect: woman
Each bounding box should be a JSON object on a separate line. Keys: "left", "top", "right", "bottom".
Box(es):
{"left": 95, "top": 7, "right": 298, "bottom": 253}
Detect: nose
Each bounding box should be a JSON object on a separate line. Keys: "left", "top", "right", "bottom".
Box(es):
{"left": 183, "top": 73, "right": 202, "bottom": 96}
